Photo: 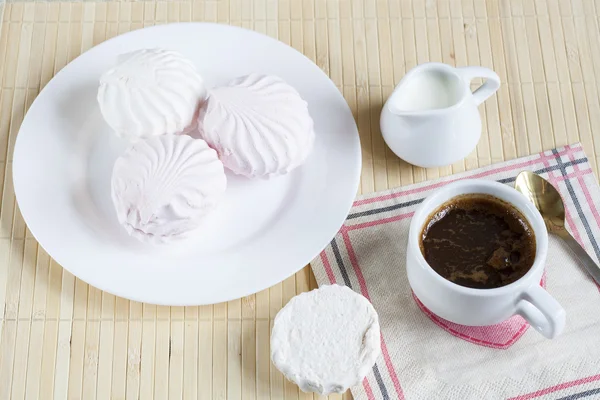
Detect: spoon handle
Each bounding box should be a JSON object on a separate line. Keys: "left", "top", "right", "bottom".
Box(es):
{"left": 557, "top": 229, "right": 600, "bottom": 285}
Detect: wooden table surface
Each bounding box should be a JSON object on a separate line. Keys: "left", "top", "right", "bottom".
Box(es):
{"left": 0, "top": 0, "right": 599, "bottom": 399}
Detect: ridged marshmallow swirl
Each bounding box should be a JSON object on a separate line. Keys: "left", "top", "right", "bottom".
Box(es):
{"left": 98, "top": 48, "right": 206, "bottom": 140}
{"left": 198, "top": 74, "right": 315, "bottom": 178}
{"left": 111, "top": 135, "right": 226, "bottom": 244}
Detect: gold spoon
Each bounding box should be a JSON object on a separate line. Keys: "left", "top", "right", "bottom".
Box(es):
{"left": 515, "top": 171, "right": 600, "bottom": 284}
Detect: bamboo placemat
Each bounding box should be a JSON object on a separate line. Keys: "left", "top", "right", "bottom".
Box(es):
{"left": 0, "top": 1, "right": 599, "bottom": 399}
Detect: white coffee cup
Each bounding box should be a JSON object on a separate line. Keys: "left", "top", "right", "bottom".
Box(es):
{"left": 407, "top": 179, "right": 566, "bottom": 339}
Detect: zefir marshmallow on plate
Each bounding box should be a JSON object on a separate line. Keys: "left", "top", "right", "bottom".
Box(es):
{"left": 98, "top": 48, "right": 206, "bottom": 141}
{"left": 111, "top": 134, "right": 226, "bottom": 245}
{"left": 271, "top": 284, "right": 381, "bottom": 395}
{"left": 197, "top": 73, "right": 315, "bottom": 178}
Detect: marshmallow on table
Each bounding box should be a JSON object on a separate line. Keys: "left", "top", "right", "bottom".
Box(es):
{"left": 271, "top": 284, "right": 381, "bottom": 395}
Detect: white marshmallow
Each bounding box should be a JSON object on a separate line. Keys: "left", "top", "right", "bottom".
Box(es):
{"left": 271, "top": 284, "right": 381, "bottom": 395}
{"left": 98, "top": 48, "right": 206, "bottom": 140}
{"left": 111, "top": 134, "right": 226, "bottom": 244}
{"left": 198, "top": 74, "right": 315, "bottom": 178}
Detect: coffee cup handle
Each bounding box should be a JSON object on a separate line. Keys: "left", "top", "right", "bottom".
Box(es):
{"left": 516, "top": 285, "right": 566, "bottom": 339}
{"left": 456, "top": 66, "right": 501, "bottom": 106}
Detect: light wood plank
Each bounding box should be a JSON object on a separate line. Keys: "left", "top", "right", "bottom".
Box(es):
{"left": 269, "top": 319, "right": 284, "bottom": 399}
{"left": 111, "top": 296, "right": 129, "bottom": 400}
{"left": 80, "top": 288, "right": 101, "bottom": 400}
{"left": 169, "top": 320, "right": 185, "bottom": 400}
{"left": 0, "top": 237, "right": 22, "bottom": 397}
{"left": 0, "top": 89, "right": 14, "bottom": 164}
{"left": 11, "top": 240, "right": 38, "bottom": 399}
{"left": 199, "top": 320, "right": 213, "bottom": 400}
{"left": 0, "top": 320, "right": 18, "bottom": 399}
{"left": 256, "top": 319, "right": 270, "bottom": 400}
{"left": 213, "top": 320, "right": 227, "bottom": 400}
{"left": 97, "top": 293, "right": 116, "bottom": 400}
{"left": 154, "top": 318, "right": 170, "bottom": 399}
{"left": 183, "top": 318, "right": 198, "bottom": 400}
{"left": 40, "top": 260, "right": 62, "bottom": 398}
{"left": 228, "top": 320, "right": 242, "bottom": 400}
{"left": 66, "top": 2, "right": 82, "bottom": 64}
{"left": 242, "top": 319, "right": 256, "bottom": 400}
{"left": 2, "top": 14, "right": 23, "bottom": 89}
{"left": 125, "top": 316, "right": 142, "bottom": 400}
{"left": 67, "top": 319, "right": 85, "bottom": 400}
{"left": 139, "top": 304, "right": 156, "bottom": 400}
{"left": 24, "top": 247, "right": 49, "bottom": 400}
{"left": 25, "top": 320, "right": 44, "bottom": 400}
{"left": 2, "top": 238, "right": 24, "bottom": 320}
{"left": 0, "top": 5, "right": 12, "bottom": 85}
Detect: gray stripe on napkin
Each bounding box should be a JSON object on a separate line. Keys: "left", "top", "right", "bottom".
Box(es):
{"left": 372, "top": 364, "right": 390, "bottom": 400}
{"left": 552, "top": 150, "right": 600, "bottom": 260}
{"left": 348, "top": 198, "right": 424, "bottom": 220}
{"left": 330, "top": 238, "right": 351, "bottom": 287}
{"left": 556, "top": 387, "right": 600, "bottom": 400}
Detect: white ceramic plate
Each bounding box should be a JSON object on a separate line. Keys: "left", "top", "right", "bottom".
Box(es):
{"left": 13, "top": 23, "right": 361, "bottom": 305}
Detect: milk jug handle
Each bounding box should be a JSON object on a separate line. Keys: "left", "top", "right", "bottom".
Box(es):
{"left": 456, "top": 66, "right": 501, "bottom": 106}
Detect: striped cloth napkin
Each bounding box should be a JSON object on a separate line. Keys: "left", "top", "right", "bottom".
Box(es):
{"left": 310, "top": 143, "right": 600, "bottom": 400}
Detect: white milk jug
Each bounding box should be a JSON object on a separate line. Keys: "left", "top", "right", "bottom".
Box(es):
{"left": 380, "top": 63, "right": 500, "bottom": 168}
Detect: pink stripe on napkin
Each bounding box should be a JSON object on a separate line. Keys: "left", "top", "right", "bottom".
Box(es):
{"left": 507, "top": 374, "right": 600, "bottom": 400}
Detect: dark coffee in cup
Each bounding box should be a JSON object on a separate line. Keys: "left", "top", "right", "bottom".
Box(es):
{"left": 419, "top": 193, "right": 536, "bottom": 289}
